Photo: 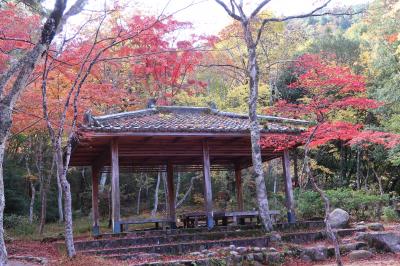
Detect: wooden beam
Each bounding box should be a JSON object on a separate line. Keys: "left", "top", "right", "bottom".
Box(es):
{"left": 143, "top": 137, "right": 153, "bottom": 143}
{"left": 172, "top": 137, "right": 182, "bottom": 143}
{"left": 92, "top": 149, "right": 109, "bottom": 170}
{"left": 235, "top": 163, "right": 244, "bottom": 211}
{"left": 202, "top": 140, "right": 214, "bottom": 229}
{"left": 111, "top": 138, "right": 121, "bottom": 233}
{"left": 91, "top": 164, "right": 100, "bottom": 236}
{"left": 282, "top": 150, "right": 296, "bottom": 223}
{"left": 166, "top": 162, "right": 176, "bottom": 228}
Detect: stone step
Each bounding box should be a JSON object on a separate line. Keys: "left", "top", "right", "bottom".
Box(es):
{"left": 79, "top": 227, "right": 365, "bottom": 258}
{"left": 73, "top": 221, "right": 325, "bottom": 251}
{"left": 83, "top": 235, "right": 270, "bottom": 256}
{"left": 92, "top": 220, "right": 324, "bottom": 240}
{"left": 75, "top": 229, "right": 263, "bottom": 251}
{"left": 281, "top": 227, "right": 366, "bottom": 244}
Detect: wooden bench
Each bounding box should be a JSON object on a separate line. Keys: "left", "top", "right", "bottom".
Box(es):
{"left": 180, "top": 210, "right": 280, "bottom": 228}
{"left": 224, "top": 210, "right": 280, "bottom": 225}
{"left": 119, "top": 218, "right": 174, "bottom": 232}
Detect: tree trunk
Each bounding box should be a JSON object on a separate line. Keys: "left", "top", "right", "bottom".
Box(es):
{"left": 56, "top": 166, "right": 64, "bottom": 223}
{"left": 270, "top": 163, "right": 277, "bottom": 194}
{"left": 176, "top": 174, "right": 199, "bottom": 209}
{"left": 293, "top": 150, "right": 299, "bottom": 187}
{"left": 151, "top": 172, "right": 161, "bottom": 217}
{"left": 175, "top": 172, "right": 181, "bottom": 202}
{"left": 55, "top": 150, "right": 75, "bottom": 257}
{"left": 372, "top": 168, "right": 384, "bottom": 196}
{"left": 99, "top": 172, "right": 107, "bottom": 193}
{"left": 356, "top": 147, "right": 361, "bottom": 190}
{"left": 108, "top": 186, "right": 112, "bottom": 228}
{"left": 304, "top": 126, "right": 343, "bottom": 266}
{"left": 29, "top": 181, "right": 36, "bottom": 224}
{"left": 339, "top": 143, "right": 345, "bottom": 186}
{"left": 0, "top": 132, "right": 8, "bottom": 265}
{"left": 136, "top": 186, "right": 142, "bottom": 215}
{"left": 364, "top": 165, "right": 369, "bottom": 190}
{"left": 162, "top": 172, "right": 168, "bottom": 212}
{"left": 308, "top": 170, "right": 343, "bottom": 266}
{"left": 244, "top": 26, "right": 273, "bottom": 231}
{"left": 38, "top": 179, "right": 49, "bottom": 234}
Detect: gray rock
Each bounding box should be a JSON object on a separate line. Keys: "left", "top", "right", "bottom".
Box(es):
{"left": 300, "top": 246, "right": 328, "bottom": 261}
{"left": 253, "top": 252, "right": 264, "bottom": 262}
{"left": 268, "top": 247, "right": 277, "bottom": 252}
{"left": 232, "top": 254, "right": 242, "bottom": 262}
{"left": 348, "top": 250, "right": 373, "bottom": 260}
{"left": 189, "top": 252, "right": 201, "bottom": 256}
{"left": 253, "top": 247, "right": 261, "bottom": 252}
{"left": 300, "top": 254, "right": 312, "bottom": 262}
{"left": 207, "top": 252, "right": 217, "bottom": 257}
{"left": 368, "top": 222, "right": 385, "bottom": 231}
{"left": 265, "top": 252, "right": 282, "bottom": 263}
{"left": 246, "top": 253, "right": 254, "bottom": 261}
{"left": 359, "top": 232, "right": 400, "bottom": 253}
{"left": 229, "top": 244, "right": 236, "bottom": 250}
{"left": 355, "top": 225, "right": 368, "bottom": 231}
{"left": 328, "top": 208, "right": 350, "bottom": 229}
{"left": 340, "top": 242, "right": 368, "bottom": 253}
{"left": 236, "top": 246, "right": 247, "bottom": 254}
{"left": 229, "top": 251, "right": 239, "bottom": 256}
{"left": 270, "top": 231, "right": 282, "bottom": 242}
{"left": 355, "top": 232, "right": 367, "bottom": 241}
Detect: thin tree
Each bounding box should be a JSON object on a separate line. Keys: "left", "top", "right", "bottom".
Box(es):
{"left": 302, "top": 125, "right": 343, "bottom": 266}
{"left": 214, "top": 0, "right": 357, "bottom": 231}
{"left": 0, "top": 0, "right": 87, "bottom": 263}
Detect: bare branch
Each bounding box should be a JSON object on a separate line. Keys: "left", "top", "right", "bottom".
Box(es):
{"left": 214, "top": 0, "right": 242, "bottom": 20}
{"left": 198, "top": 63, "right": 245, "bottom": 71}
{"left": 255, "top": 0, "right": 333, "bottom": 45}
{"left": 250, "top": 0, "right": 272, "bottom": 18}
{"left": 57, "top": 0, "right": 88, "bottom": 35}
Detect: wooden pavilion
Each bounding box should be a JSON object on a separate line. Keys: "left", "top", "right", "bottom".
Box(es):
{"left": 69, "top": 103, "right": 308, "bottom": 235}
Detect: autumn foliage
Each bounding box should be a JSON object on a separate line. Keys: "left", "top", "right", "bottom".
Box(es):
{"left": 261, "top": 54, "right": 400, "bottom": 151}
{"left": 11, "top": 12, "right": 209, "bottom": 134}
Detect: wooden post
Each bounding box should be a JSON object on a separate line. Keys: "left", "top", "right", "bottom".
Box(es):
{"left": 166, "top": 162, "right": 176, "bottom": 228}
{"left": 202, "top": 140, "right": 214, "bottom": 229}
{"left": 282, "top": 149, "right": 296, "bottom": 223}
{"left": 111, "top": 138, "right": 121, "bottom": 233}
{"left": 235, "top": 163, "right": 244, "bottom": 211}
{"left": 91, "top": 165, "right": 100, "bottom": 236}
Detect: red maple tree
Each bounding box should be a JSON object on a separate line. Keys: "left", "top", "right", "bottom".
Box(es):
{"left": 261, "top": 54, "right": 400, "bottom": 151}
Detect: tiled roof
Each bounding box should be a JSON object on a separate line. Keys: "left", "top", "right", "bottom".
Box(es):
{"left": 80, "top": 106, "right": 308, "bottom": 134}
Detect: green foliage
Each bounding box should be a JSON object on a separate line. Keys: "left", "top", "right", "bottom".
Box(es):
{"left": 306, "top": 34, "right": 361, "bottom": 68}
{"left": 295, "top": 189, "right": 324, "bottom": 218}
{"left": 3, "top": 158, "right": 29, "bottom": 215}
{"left": 295, "top": 188, "right": 390, "bottom": 221}
{"left": 4, "top": 214, "right": 35, "bottom": 236}
{"left": 382, "top": 206, "right": 399, "bottom": 222}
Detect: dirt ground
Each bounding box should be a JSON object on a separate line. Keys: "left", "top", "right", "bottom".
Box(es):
{"left": 7, "top": 240, "right": 400, "bottom": 266}
{"left": 285, "top": 253, "right": 400, "bottom": 266}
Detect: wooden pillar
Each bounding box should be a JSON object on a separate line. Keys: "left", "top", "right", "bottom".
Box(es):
{"left": 234, "top": 163, "right": 244, "bottom": 211}
{"left": 166, "top": 162, "right": 176, "bottom": 228}
{"left": 282, "top": 149, "right": 296, "bottom": 223}
{"left": 111, "top": 138, "right": 121, "bottom": 233}
{"left": 91, "top": 165, "right": 100, "bottom": 236}
{"left": 202, "top": 140, "right": 214, "bottom": 229}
